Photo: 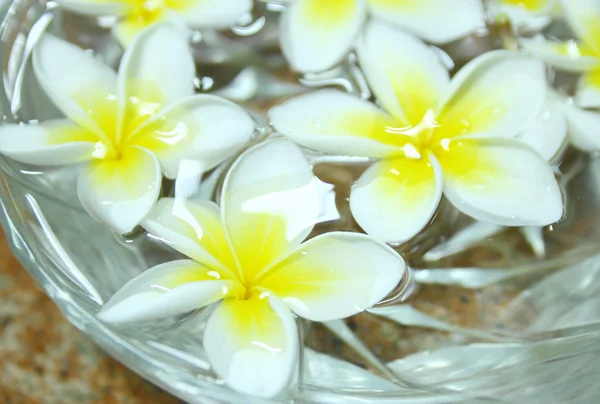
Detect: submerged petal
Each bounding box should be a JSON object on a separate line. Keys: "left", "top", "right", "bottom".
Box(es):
{"left": 257, "top": 232, "right": 406, "bottom": 321}
{"left": 98, "top": 260, "right": 243, "bottom": 323}
{"left": 356, "top": 21, "right": 450, "bottom": 125}
{"left": 436, "top": 137, "right": 563, "bottom": 226}
{"left": 270, "top": 89, "right": 402, "bottom": 158}
{"left": 204, "top": 295, "right": 299, "bottom": 399}
{"left": 168, "top": 0, "right": 252, "bottom": 29}
{"left": 77, "top": 146, "right": 161, "bottom": 233}
{"left": 350, "top": 154, "right": 443, "bottom": 243}
{"left": 280, "top": 0, "right": 366, "bottom": 72}
{"left": 0, "top": 120, "right": 98, "bottom": 165}
{"left": 368, "top": 0, "right": 485, "bottom": 44}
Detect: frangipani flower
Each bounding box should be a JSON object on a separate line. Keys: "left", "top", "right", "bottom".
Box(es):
{"left": 281, "top": 0, "right": 485, "bottom": 73}
{"left": 56, "top": 0, "right": 252, "bottom": 46}
{"left": 0, "top": 25, "right": 254, "bottom": 233}
{"left": 97, "top": 138, "right": 406, "bottom": 398}
{"left": 271, "top": 22, "right": 563, "bottom": 244}
{"left": 487, "top": 0, "right": 558, "bottom": 31}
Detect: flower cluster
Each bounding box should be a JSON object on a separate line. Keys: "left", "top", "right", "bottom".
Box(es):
{"left": 0, "top": 0, "right": 596, "bottom": 399}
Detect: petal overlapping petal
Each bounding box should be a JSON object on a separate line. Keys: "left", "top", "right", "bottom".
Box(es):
{"left": 517, "top": 99, "right": 568, "bottom": 161}
{"left": 520, "top": 38, "right": 600, "bottom": 72}
{"left": 559, "top": 100, "right": 600, "bottom": 151}
{"left": 576, "top": 69, "right": 600, "bottom": 108}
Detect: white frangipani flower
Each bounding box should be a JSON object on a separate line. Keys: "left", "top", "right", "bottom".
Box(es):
{"left": 0, "top": 25, "right": 254, "bottom": 233}
{"left": 56, "top": 0, "right": 252, "bottom": 46}
{"left": 280, "top": 0, "right": 485, "bottom": 73}
{"left": 98, "top": 138, "right": 406, "bottom": 399}
{"left": 271, "top": 22, "right": 563, "bottom": 244}
{"left": 487, "top": 0, "right": 558, "bottom": 31}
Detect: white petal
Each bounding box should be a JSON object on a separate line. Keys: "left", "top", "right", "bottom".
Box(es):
{"left": 98, "top": 260, "right": 243, "bottom": 323}
{"left": 257, "top": 232, "right": 406, "bottom": 322}
{"left": 350, "top": 153, "right": 443, "bottom": 244}
{"left": 280, "top": 0, "right": 366, "bottom": 72}
{"left": 519, "top": 37, "right": 600, "bottom": 72}
{"left": 487, "top": 0, "right": 555, "bottom": 31}
{"left": 141, "top": 198, "right": 239, "bottom": 279}
{"left": 170, "top": 0, "right": 252, "bottom": 29}
{"left": 77, "top": 146, "right": 161, "bottom": 233}
{"left": 33, "top": 34, "right": 118, "bottom": 135}
{"left": 356, "top": 21, "right": 450, "bottom": 125}
{"left": 270, "top": 89, "right": 402, "bottom": 158}
{"left": 204, "top": 295, "right": 299, "bottom": 398}
{"left": 436, "top": 51, "right": 547, "bottom": 139}
{"left": 0, "top": 120, "right": 98, "bottom": 165}
{"left": 128, "top": 94, "right": 254, "bottom": 179}
{"left": 517, "top": 99, "right": 568, "bottom": 161}
{"left": 559, "top": 100, "right": 600, "bottom": 151}
{"left": 55, "top": 0, "right": 130, "bottom": 15}
{"left": 576, "top": 69, "right": 600, "bottom": 108}
{"left": 559, "top": 0, "right": 600, "bottom": 55}
{"left": 118, "top": 23, "right": 194, "bottom": 123}
{"left": 368, "top": 0, "right": 485, "bottom": 44}
{"left": 221, "top": 139, "right": 321, "bottom": 281}
{"left": 438, "top": 137, "right": 563, "bottom": 226}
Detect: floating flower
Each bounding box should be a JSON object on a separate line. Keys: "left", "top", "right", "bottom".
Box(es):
{"left": 487, "top": 0, "right": 558, "bottom": 31}
{"left": 56, "top": 0, "right": 252, "bottom": 46}
{"left": 280, "top": 0, "right": 485, "bottom": 73}
{"left": 0, "top": 24, "right": 254, "bottom": 233}
{"left": 271, "top": 22, "right": 563, "bottom": 244}
{"left": 97, "top": 138, "right": 406, "bottom": 398}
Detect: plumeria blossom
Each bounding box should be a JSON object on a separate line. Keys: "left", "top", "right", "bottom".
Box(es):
{"left": 97, "top": 138, "right": 406, "bottom": 398}
{"left": 56, "top": 0, "right": 252, "bottom": 46}
{"left": 0, "top": 24, "right": 254, "bottom": 233}
{"left": 487, "top": 0, "right": 559, "bottom": 31}
{"left": 280, "top": 0, "right": 485, "bottom": 73}
{"left": 271, "top": 22, "right": 563, "bottom": 244}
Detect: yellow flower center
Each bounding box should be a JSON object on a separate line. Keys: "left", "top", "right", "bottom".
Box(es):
{"left": 127, "top": 0, "right": 166, "bottom": 23}
{"left": 502, "top": 0, "right": 550, "bottom": 11}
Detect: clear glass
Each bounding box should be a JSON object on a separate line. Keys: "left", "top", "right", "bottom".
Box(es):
{"left": 2, "top": 1, "right": 600, "bottom": 403}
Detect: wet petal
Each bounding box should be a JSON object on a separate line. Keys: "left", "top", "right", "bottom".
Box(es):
{"left": 56, "top": 0, "right": 131, "bottom": 15}
{"left": 169, "top": 0, "right": 252, "bottom": 29}
{"left": 141, "top": 198, "right": 239, "bottom": 279}
{"left": 98, "top": 260, "right": 243, "bottom": 323}
{"left": 0, "top": 120, "right": 98, "bottom": 165}
{"left": 576, "top": 68, "right": 600, "bottom": 108}
{"left": 517, "top": 99, "right": 568, "bottom": 161}
{"left": 33, "top": 34, "right": 118, "bottom": 136}
{"left": 128, "top": 94, "right": 254, "bottom": 179}
{"left": 436, "top": 137, "right": 563, "bottom": 226}
{"left": 350, "top": 154, "right": 443, "bottom": 243}
{"left": 77, "top": 146, "right": 161, "bottom": 233}
{"left": 559, "top": 100, "right": 600, "bottom": 151}
{"left": 356, "top": 21, "right": 450, "bottom": 125}
{"left": 520, "top": 38, "right": 600, "bottom": 72}
{"left": 280, "top": 0, "right": 366, "bottom": 72}
{"left": 435, "top": 51, "right": 547, "bottom": 140}
{"left": 204, "top": 295, "right": 299, "bottom": 398}
{"left": 270, "top": 89, "right": 403, "bottom": 158}
{"left": 368, "top": 0, "right": 485, "bottom": 44}
{"left": 221, "top": 139, "right": 320, "bottom": 283}
{"left": 560, "top": 0, "right": 600, "bottom": 55}
{"left": 257, "top": 232, "right": 406, "bottom": 322}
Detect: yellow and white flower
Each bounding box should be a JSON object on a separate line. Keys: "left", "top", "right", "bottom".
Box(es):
{"left": 0, "top": 25, "right": 254, "bottom": 233}
{"left": 487, "top": 0, "right": 558, "bottom": 31}
{"left": 56, "top": 0, "right": 252, "bottom": 46}
{"left": 280, "top": 0, "right": 485, "bottom": 73}
{"left": 271, "top": 22, "right": 563, "bottom": 244}
{"left": 97, "top": 138, "right": 406, "bottom": 398}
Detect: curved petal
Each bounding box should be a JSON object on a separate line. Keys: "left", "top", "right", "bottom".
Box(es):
{"left": 350, "top": 154, "right": 443, "bottom": 243}
{"left": 128, "top": 94, "right": 254, "bottom": 179}
{"left": 141, "top": 198, "right": 238, "bottom": 279}
{"left": 257, "top": 232, "right": 406, "bottom": 322}
{"left": 435, "top": 51, "right": 547, "bottom": 140}
{"left": 168, "top": 0, "right": 252, "bottom": 29}
{"left": 576, "top": 69, "right": 600, "bottom": 108}
{"left": 112, "top": 17, "right": 163, "bottom": 49}
{"left": 77, "top": 146, "right": 161, "bottom": 233}
{"left": 519, "top": 37, "right": 600, "bottom": 72}
{"left": 559, "top": 0, "right": 600, "bottom": 55}
{"left": 33, "top": 34, "right": 118, "bottom": 136}
{"left": 118, "top": 24, "right": 194, "bottom": 139}
{"left": 436, "top": 137, "right": 563, "bottom": 226}
{"left": 270, "top": 89, "right": 403, "bottom": 158}
{"left": 204, "top": 295, "right": 299, "bottom": 399}
{"left": 559, "top": 100, "right": 600, "bottom": 151}
{"left": 356, "top": 21, "right": 450, "bottom": 125}
{"left": 56, "top": 0, "right": 131, "bottom": 15}
{"left": 487, "top": 0, "right": 555, "bottom": 31}
{"left": 517, "top": 99, "right": 568, "bottom": 161}
{"left": 0, "top": 120, "right": 98, "bottom": 165}
{"left": 280, "top": 0, "right": 366, "bottom": 73}
{"left": 368, "top": 0, "right": 485, "bottom": 44}
{"left": 98, "top": 260, "right": 243, "bottom": 323}
{"left": 222, "top": 139, "right": 321, "bottom": 283}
